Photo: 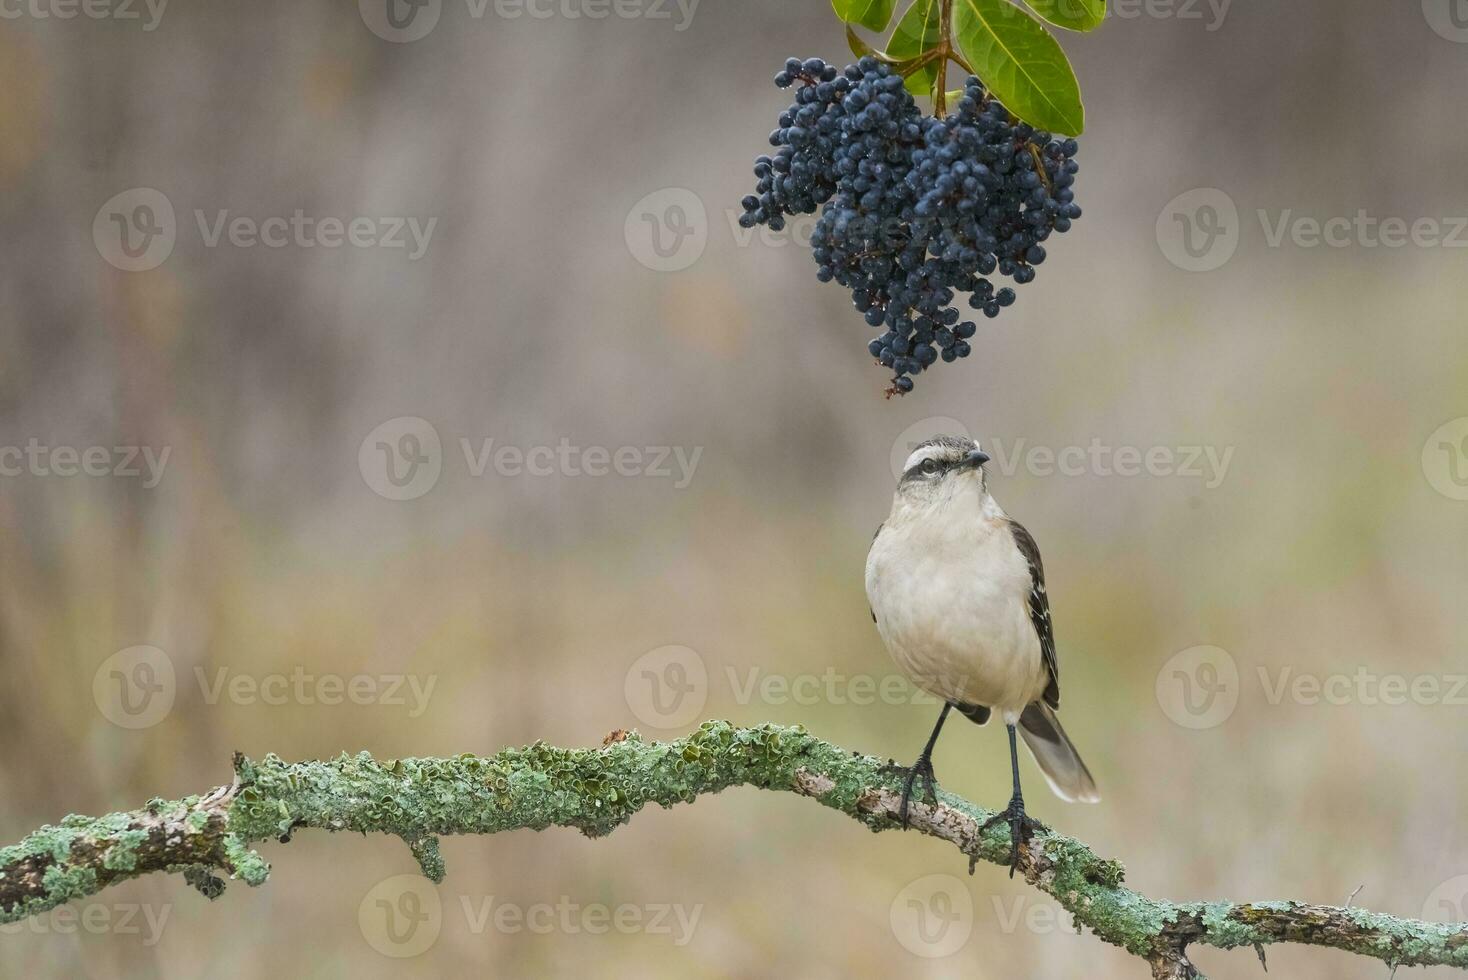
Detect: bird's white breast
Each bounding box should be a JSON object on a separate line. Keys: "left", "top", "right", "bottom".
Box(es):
{"left": 865, "top": 495, "right": 1047, "bottom": 719}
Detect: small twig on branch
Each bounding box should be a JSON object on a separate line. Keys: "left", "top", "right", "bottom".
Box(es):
{"left": 1, "top": 723, "right": 1464, "bottom": 976}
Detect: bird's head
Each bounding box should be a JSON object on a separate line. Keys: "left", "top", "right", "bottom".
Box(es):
{"left": 893, "top": 435, "right": 992, "bottom": 512}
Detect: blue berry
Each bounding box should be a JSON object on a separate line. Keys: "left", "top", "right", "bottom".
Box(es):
{"left": 738, "top": 64, "right": 1080, "bottom": 392}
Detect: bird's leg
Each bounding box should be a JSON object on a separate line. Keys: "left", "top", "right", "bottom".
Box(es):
{"left": 979, "top": 723, "right": 1046, "bottom": 877}
{"left": 889, "top": 703, "right": 952, "bottom": 828}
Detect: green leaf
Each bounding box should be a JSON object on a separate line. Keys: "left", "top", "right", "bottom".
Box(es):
{"left": 953, "top": 0, "right": 1085, "bottom": 135}
{"left": 887, "top": 0, "right": 943, "bottom": 97}
{"left": 1023, "top": 0, "right": 1104, "bottom": 32}
{"left": 846, "top": 24, "right": 884, "bottom": 61}
{"left": 845, "top": 25, "right": 905, "bottom": 64}
{"left": 831, "top": 0, "right": 898, "bottom": 33}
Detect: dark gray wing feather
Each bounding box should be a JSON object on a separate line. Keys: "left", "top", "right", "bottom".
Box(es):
{"left": 1005, "top": 518, "right": 1060, "bottom": 709}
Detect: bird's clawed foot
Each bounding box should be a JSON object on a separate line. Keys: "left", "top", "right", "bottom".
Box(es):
{"left": 980, "top": 794, "right": 1046, "bottom": 877}
{"left": 881, "top": 754, "right": 939, "bottom": 828}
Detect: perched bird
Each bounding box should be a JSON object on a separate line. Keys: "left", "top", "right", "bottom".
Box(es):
{"left": 866, "top": 435, "right": 1099, "bottom": 873}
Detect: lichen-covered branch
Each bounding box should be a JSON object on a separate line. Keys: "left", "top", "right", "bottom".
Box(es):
{"left": 1, "top": 722, "right": 1463, "bottom": 976}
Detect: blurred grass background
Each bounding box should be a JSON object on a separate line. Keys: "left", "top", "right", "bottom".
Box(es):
{"left": 2, "top": 0, "right": 1468, "bottom": 976}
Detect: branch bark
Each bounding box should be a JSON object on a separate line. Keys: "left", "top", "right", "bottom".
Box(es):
{"left": 1, "top": 722, "right": 1463, "bottom": 975}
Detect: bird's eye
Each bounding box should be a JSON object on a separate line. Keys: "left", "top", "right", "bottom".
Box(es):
{"left": 921, "top": 458, "right": 940, "bottom": 474}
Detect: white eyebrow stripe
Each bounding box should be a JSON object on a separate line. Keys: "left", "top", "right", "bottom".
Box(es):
{"left": 902, "top": 445, "right": 950, "bottom": 474}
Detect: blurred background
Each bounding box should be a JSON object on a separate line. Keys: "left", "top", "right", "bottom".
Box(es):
{"left": 2, "top": 0, "right": 1467, "bottom": 976}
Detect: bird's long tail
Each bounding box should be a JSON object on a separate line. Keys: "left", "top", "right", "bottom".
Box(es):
{"left": 1018, "top": 702, "right": 1100, "bottom": 804}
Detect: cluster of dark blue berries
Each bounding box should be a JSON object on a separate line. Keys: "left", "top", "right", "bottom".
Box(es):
{"left": 740, "top": 57, "right": 1081, "bottom": 394}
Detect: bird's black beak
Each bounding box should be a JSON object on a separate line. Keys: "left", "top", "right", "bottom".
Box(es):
{"left": 964, "top": 449, "right": 991, "bottom": 469}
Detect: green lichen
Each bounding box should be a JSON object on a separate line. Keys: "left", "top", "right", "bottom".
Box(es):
{"left": 1199, "top": 901, "right": 1262, "bottom": 949}
{"left": 404, "top": 835, "right": 445, "bottom": 883}
{"left": 39, "top": 861, "right": 98, "bottom": 906}
{"left": 3, "top": 721, "right": 1467, "bottom": 975}
{"left": 220, "top": 836, "right": 270, "bottom": 886}
{"left": 100, "top": 829, "right": 149, "bottom": 871}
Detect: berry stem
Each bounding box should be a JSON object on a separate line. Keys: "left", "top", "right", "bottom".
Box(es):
{"left": 1027, "top": 143, "right": 1054, "bottom": 194}
{"left": 935, "top": 0, "right": 954, "bottom": 117}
